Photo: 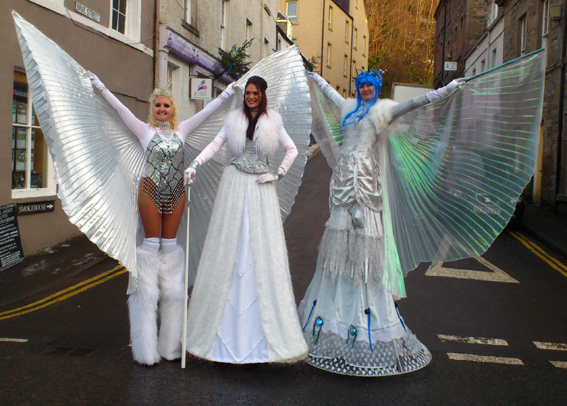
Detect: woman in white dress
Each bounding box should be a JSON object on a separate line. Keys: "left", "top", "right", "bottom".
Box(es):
{"left": 184, "top": 76, "right": 308, "bottom": 363}
{"left": 299, "top": 71, "right": 462, "bottom": 376}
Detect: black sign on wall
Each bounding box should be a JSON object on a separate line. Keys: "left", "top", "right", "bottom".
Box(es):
{"left": 0, "top": 204, "right": 24, "bottom": 272}
{"left": 17, "top": 201, "right": 55, "bottom": 216}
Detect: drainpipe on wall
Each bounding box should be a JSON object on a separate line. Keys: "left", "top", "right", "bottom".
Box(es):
{"left": 320, "top": 0, "right": 326, "bottom": 77}
{"left": 154, "top": 0, "right": 160, "bottom": 87}
{"left": 349, "top": 15, "right": 354, "bottom": 96}
{"left": 555, "top": 0, "right": 567, "bottom": 205}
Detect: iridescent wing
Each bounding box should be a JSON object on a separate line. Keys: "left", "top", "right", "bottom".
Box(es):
{"left": 13, "top": 12, "right": 145, "bottom": 291}
{"left": 178, "top": 46, "right": 312, "bottom": 285}
{"left": 308, "top": 79, "right": 344, "bottom": 168}
{"left": 380, "top": 50, "right": 546, "bottom": 298}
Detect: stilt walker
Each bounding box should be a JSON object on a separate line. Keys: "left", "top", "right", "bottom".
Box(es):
{"left": 181, "top": 184, "right": 191, "bottom": 369}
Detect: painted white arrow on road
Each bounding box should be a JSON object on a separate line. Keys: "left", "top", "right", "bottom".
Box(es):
{"left": 425, "top": 256, "right": 519, "bottom": 283}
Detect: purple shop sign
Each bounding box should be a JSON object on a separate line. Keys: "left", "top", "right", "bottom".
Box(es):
{"left": 166, "top": 30, "right": 223, "bottom": 76}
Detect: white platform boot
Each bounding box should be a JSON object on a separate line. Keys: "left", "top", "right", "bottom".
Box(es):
{"left": 128, "top": 242, "right": 161, "bottom": 366}
{"left": 158, "top": 241, "right": 185, "bottom": 360}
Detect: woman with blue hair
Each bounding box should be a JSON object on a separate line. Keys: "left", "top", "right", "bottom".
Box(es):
{"left": 299, "top": 71, "right": 462, "bottom": 376}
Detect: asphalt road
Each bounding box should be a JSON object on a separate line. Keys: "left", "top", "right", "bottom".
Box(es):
{"left": 1, "top": 151, "right": 566, "bottom": 406}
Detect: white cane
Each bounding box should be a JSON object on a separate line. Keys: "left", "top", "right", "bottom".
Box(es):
{"left": 181, "top": 183, "right": 191, "bottom": 369}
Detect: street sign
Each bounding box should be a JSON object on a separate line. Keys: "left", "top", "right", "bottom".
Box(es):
{"left": 17, "top": 201, "right": 55, "bottom": 216}
{"left": 444, "top": 62, "right": 458, "bottom": 71}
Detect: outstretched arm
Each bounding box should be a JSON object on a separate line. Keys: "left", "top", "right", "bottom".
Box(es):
{"left": 309, "top": 72, "right": 346, "bottom": 108}
{"left": 88, "top": 72, "right": 148, "bottom": 138}
{"left": 178, "top": 84, "right": 236, "bottom": 136}
{"left": 390, "top": 79, "right": 465, "bottom": 122}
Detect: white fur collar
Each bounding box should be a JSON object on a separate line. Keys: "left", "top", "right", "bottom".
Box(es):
{"left": 225, "top": 108, "right": 281, "bottom": 158}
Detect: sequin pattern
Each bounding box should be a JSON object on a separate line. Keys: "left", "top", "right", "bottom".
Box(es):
{"left": 142, "top": 133, "right": 185, "bottom": 214}
{"left": 229, "top": 139, "right": 270, "bottom": 174}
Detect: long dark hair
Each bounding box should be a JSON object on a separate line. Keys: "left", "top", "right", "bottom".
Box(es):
{"left": 243, "top": 76, "right": 268, "bottom": 140}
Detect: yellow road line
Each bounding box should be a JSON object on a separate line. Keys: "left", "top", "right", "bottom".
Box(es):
{"left": 0, "top": 265, "right": 126, "bottom": 320}
{"left": 508, "top": 230, "right": 567, "bottom": 277}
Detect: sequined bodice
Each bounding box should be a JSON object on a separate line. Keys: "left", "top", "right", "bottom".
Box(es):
{"left": 229, "top": 139, "right": 269, "bottom": 174}
{"left": 145, "top": 133, "right": 184, "bottom": 195}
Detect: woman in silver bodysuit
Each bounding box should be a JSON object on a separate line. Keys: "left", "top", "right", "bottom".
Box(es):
{"left": 88, "top": 73, "right": 235, "bottom": 366}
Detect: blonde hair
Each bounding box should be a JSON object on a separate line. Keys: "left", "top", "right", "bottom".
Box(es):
{"left": 147, "top": 94, "right": 179, "bottom": 130}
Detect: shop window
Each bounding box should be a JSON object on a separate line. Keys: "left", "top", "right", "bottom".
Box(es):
{"left": 11, "top": 69, "right": 54, "bottom": 197}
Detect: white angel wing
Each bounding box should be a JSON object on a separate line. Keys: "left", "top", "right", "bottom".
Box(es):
{"left": 13, "top": 12, "right": 144, "bottom": 292}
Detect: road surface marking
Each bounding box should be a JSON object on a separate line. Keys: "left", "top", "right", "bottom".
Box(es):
{"left": 447, "top": 353, "right": 523, "bottom": 365}
{"left": 550, "top": 361, "right": 567, "bottom": 369}
{"left": 533, "top": 341, "right": 567, "bottom": 351}
{"left": 425, "top": 256, "right": 519, "bottom": 283}
{"left": 0, "top": 338, "right": 28, "bottom": 342}
{"left": 508, "top": 230, "right": 567, "bottom": 278}
{"left": 438, "top": 335, "right": 508, "bottom": 346}
{"left": 0, "top": 265, "right": 126, "bottom": 321}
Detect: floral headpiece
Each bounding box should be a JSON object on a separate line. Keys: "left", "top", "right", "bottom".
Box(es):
{"left": 151, "top": 77, "right": 173, "bottom": 98}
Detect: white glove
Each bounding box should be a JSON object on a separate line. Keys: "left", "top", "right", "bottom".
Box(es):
{"left": 427, "top": 78, "right": 465, "bottom": 102}
{"left": 184, "top": 167, "right": 196, "bottom": 186}
{"left": 308, "top": 72, "right": 329, "bottom": 90}
{"left": 87, "top": 71, "right": 105, "bottom": 91}
{"left": 221, "top": 83, "right": 236, "bottom": 101}
{"left": 256, "top": 173, "right": 277, "bottom": 184}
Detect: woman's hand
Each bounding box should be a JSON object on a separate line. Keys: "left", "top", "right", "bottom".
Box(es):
{"left": 308, "top": 72, "right": 329, "bottom": 90}
{"left": 221, "top": 83, "right": 236, "bottom": 101}
{"left": 184, "top": 167, "right": 196, "bottom": 185}
{"left": 87, "top": 71, "right": 105, "bottom": 91}
{"left": 256, "top": 173, "right": 277, "bottom": 184}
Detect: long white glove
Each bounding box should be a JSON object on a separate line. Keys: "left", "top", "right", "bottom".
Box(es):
{"left": 220, "top": 83, "right": 236, "bottom": 101}
{"left": 87, "top": 71, "right": 106, "bottom": 92}
{"left": 426, "top": 78, "right": 466, "bottom": 102}
{"left": 308, "top": 72, "right": 329, "bottom": 90}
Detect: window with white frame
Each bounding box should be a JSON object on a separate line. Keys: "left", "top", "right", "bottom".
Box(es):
{"left": 353, "top": 28, "right": 357, "bottom": 49}
{"left": 111, "top": 0, "right": 127, "bottom": 34}
{"left": 246, "top": 18, "right": 252, "bottom": 41}
{"left": 286, "top": 1, "right": 297, "bottom": 24}
{"left": 184, "top": 0, "right": 192, "bottom": 24}
{"left": 491, "top": 48, "right": 497, "bottom": 68}
{"left": 343, "top": 55, "right": 348, "bottom": 76}
{"left": 520, "top": 16, "right": 527, "bottom": 54}
{"left": 345, "top": 21, "right": 349, "bottom": 43}
{"left": 481, "top": 59, "right": 486, "bottom": 72}
{"left": 328, "top": 6, "right": 333, "bottom": 30}
{"left": 362, "top": 35, "right": 366, "bottom": 56}
{"left": 12, "top": 68, "right": 54, "bottom": 195}
{"left": 488, "top": 1, "right": 498, "bottom": 26}
{"left": 327, "top": 43, "right": 332, "bottom": 67}
{"left": 220, "top": 0, "right": 229, "bottom": 50}
{"left": 542, "top": 0, "right": 549, "bottom": 36}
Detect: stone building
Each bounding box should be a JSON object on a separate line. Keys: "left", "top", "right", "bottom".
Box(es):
{"left": 1, "top": 0, "right": 155, "bottom": 256}
{"left": 434, "top": 0, "right": 488, "bottom": 88}
{"left": 157, "top": 0, "right": 280, "bottom": 122}
{"left": 496, "top": 0, "right": 566, "bottom": 210}
{"left": 278, "top": 0, "right": 369, "bottom": 98}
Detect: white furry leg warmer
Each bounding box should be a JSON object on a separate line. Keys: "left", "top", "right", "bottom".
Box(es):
{"left": 158, "top": 245, "right": 186, "bottom": 360}
{"left": 128, "top": 247, "right": 161, "bottom": 366}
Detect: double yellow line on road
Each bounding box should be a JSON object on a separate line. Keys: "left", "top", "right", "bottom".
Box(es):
{"left": 508, "top": 230, "right": 567, "bottom": 278}
{"left": 0, "top": 265, "right": 127, "bottom": 321}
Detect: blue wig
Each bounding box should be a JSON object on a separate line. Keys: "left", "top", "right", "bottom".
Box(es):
{"left": 342, "top": 71, "right": 383, "bottom": 127}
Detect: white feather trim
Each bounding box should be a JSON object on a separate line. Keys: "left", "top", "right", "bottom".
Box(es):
{"left": 225, "top": 108, "right": 281, "bottom": 158}
{"left": 369, "top": 99, "right": 398, "bottom": 134}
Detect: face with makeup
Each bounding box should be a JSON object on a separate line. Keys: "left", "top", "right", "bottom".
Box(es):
{"left": 358, "top": 83, "right": 376, "bottom": 101}
{"left": 153, "top": 96, "right": 173, "bottom": 122}
{"left": 245, "top": 83, "right": 262, "bottom": 110}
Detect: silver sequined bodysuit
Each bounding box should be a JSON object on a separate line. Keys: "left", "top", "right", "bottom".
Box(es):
{"left": 229, "top": 139, "right": 269, "bottom": 174}
{"left": 142, "top": 133, "right": 185, "bottom": 214}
